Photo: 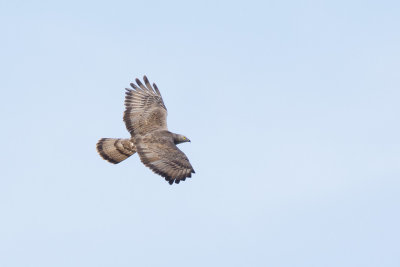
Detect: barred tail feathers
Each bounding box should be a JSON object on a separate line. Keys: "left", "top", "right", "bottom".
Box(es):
{"left": 96, "top": 138, "right": 136, "bottom": 164}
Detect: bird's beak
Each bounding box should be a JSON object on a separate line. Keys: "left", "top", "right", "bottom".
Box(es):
{"left": 188, "top": 139, "right": 191, "bottom": 142}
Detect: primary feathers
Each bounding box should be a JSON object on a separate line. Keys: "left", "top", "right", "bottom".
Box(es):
{"left": 96, "top": 76, "right": 195, "bottom": 184}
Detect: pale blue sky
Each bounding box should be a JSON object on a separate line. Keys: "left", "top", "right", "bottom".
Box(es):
{"left": 1, "top": 0, "right": 399, "bottom": 266}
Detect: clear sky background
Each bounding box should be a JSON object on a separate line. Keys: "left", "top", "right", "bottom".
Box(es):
{"left": 1, "top": 0, "right": 399, "bottom": 266}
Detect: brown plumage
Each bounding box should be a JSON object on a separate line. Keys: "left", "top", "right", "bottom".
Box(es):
{"left": 96, "top": 75, "right": 195, "bottom": 184}
{"left": 96, "top": 138, "right": 136, "bottom": 164}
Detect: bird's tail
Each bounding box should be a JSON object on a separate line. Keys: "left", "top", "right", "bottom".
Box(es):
{"left": 96, "top": 138, "right": 136, "bottom": 164}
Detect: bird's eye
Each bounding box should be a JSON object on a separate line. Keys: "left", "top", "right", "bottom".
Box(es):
{"left": 183, "top": 137, "right": 186, "bottom": 140}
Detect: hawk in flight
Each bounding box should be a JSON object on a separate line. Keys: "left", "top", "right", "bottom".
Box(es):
{"left": 96, "top": 76, "right": 195, "bottom": 184}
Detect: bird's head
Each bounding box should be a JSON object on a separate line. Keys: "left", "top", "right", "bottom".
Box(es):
{"left": 174, "top": 134, "right": 191, "bottom": 144}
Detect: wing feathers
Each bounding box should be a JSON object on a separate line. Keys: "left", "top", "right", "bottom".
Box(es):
{"left": 143, "top": 75, "right": 155, "bottom": 92}
{"left": 152, "top": 83, "right": 162, "bottom": 95}
{"left": 135, "top": 78, "right": 153, "bottom": 94}
{"left": 135, "top": 136, "right": 194, "bottom": 184}
{"left": 124, "top": 76, "right": 167, "bottom": 136}
{"left": 129, "top": 82, "right": 140, "bottom": 90}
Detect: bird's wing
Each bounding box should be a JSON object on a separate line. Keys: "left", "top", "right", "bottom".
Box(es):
{"left": 135, "top": 136, "right": 195, "bottom": 184}
{"left": 124, "top": 76, "right": 168, "bottom": 136}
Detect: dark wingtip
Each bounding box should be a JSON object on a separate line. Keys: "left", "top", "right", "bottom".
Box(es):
{"left": 168, "top": 180, "right": 174, "bottom": 185}
{"left": 135, "top": 78, "right": 142, "bottom": 85}
{"left": 191, "top": 169, "right": 195, "bottom": 173}
{"left": 153, "top": 83, "right": 161, "bottom": 95}
{"left": 130, "top": 83, "right": 138, "bottom": 89}
{"left": 135, "top": 78, "right": 147, "bottom": 90}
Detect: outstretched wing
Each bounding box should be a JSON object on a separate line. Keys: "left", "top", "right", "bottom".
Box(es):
{"left": 135, "top": 137, "right": 195, "bottom": 184}
{"left": 124, "top": 76, "right": 168, "bottom": 136}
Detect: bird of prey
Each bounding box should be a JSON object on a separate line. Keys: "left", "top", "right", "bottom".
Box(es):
{"left": 96, "top": 75, "right": 195, "bottom": 184}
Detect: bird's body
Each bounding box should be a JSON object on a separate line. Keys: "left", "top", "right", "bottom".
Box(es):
{"left": 96, "top": 76, "right": 195, "bottom": 184}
